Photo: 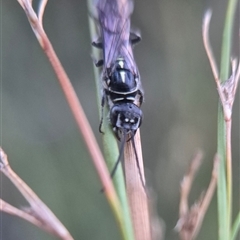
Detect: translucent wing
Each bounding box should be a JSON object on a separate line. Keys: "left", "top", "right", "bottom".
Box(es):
{"left": 97, "top": 0, "right": 137, "bottom": 74}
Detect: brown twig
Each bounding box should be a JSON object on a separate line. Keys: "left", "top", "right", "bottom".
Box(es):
{"left": 0, "top": 199, "right": 55, "bottom": 235}
{"left": 38, "top": 0, "right": 48, "bottom": 27}
{"left": 12, "top": 0, "right": 127, "bottom": 238}
{"left": 202, "top": 10, "right": 219, "bottom": 81}
{"left": 124, "top": 130, "right": 152, "bottom": 240}
{"left": 203, "top": 10, "right": 240, "bottom": 121}
{"left": 179, "top": 151, "right": 203, "bottom": 218}
{"left": 203, "top": 10, "right": 240, "bottom": 223}
{"left": 0, "top": 148, "right": 74, "bottom": 240}
{"left": 16, "top": 0, "right": 120, "bottom": 207}
{"left": 175, "top": 152, "right": 218, "bottom": 240}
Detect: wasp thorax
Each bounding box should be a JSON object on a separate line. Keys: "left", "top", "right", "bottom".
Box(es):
{"left": 107, "top": 59, "right": 137, "bottom": 92}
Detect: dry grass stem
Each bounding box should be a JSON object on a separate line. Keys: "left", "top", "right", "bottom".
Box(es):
{"left": 1, "top": 199, "right": 55, "bottom": 234}
{"left": 202, "top": 10, "right": 219, "bottom": 81}
{"left": 220, "top": 60, "right": 240, "bottom": 120}
{"left": 16, "top": 0, "right": 119, "bottom": 201}
{"left": 203, "top": 9, "right": 240, "bottom": 214}
{"left": 179, "top": 151, "right": 203, "bottom": 217}
{"left": 38, "top": 0, "right": 49, "bottom": 27}
{"left": 203, "top": 10, "right": 240, "bottom": 121}
{"left": 203, "top": 9, "right": 240, "bottom": 229}
{"left": 124, "top": 130, "right": 151, "bottom": 240}
{"left": 0, "top": 148, "right": 74, "bottom": 240}
{"left": 175, "top": 152, "right": 218, "bottom": 240}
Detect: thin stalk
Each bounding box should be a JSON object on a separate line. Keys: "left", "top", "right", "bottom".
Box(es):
{"left": 231, "top": 211, "right": 240, "bottom": 240}
{"left": 218, "top": 0, "right": 238, "bottom": 238}
{"left": 226, "top": 120, "right": 232, "bottom": 225}
{"left": 220, "top": 0, "right": 238, "bottom": 78}
{"left": 202, "top": 10, "right": 228, "bottom": 239}
{"left": 217, "top": 112, "right": 228, "bottom": 240}
{"left": 124, "top": 131, "right": 151, "bottom": 240}
{"left": 0, "top": 151, "right": 74, "bottom": 240}
{"left": 87, "top": 1, "right": 135, "bottom": 239}
{"left": 17, "top": 1, "right": 129, "bottom": 239}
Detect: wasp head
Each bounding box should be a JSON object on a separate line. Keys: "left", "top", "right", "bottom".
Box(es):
{"left": 110, "top": 102, "right": 142, "bottom": 141}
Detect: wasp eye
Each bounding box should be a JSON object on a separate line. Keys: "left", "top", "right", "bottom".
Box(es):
{"left": 130, "top": 119, "right": 135, "bottom": 123}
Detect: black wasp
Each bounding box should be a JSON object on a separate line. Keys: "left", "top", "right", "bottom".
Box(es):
{"left": 92, "top": 0, "right": 144, "bottom": 186}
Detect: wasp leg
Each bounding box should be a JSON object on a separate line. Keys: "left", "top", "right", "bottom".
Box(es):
{"left": 110, "top": 129, "right": 127, "bottom": 177}
{"left": 99, "top": 95, "right": 105, "bottom": 134}
{"left": 93, "top": 32, "right": 140, "bottom": 48}
{"left": 91, "top": 54, "right": 104, "bottom": 67}
{"left": 91, "top": 38, "right": 103, "bottom": 67}
{"left": 92, "top": 37, "right": 103, "bottom": 49}
{"left": 130, "top": 31, "right": 141, "bottom": 45}
{"left": 95, "top": 59, "right": 104, "bottom": 67}
{"left": 138, "top": 90, "right": 144, "bottom": 105}
{"left": 126, "top": 129, "right": 136, "bottom": 142}
{"left": 130, "top": 131, "right": 146, "bottom": 189}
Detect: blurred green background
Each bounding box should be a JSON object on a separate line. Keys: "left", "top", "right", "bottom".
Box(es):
{"left": 1, "top": 0, "right": 239, "bottom": 239}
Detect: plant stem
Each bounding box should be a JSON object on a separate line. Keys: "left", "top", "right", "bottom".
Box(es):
{"left": 124, "top": 130, "right": 151, "bottom": 240}
{"left": 231, "top": 211, "right": 240, "bottom": 240}
{"left": 226, "top": 120, "right": 232, "bottom": 225}
{"left": 218, "top": 0, "right": 238, "bottom": 238}
{"left": 87, "top": 1, "right": 135, "bottom": 239}
{"left": 217, "top": 110, "right": 228, "bottom": 240}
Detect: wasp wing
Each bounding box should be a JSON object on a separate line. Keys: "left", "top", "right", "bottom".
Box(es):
{"left": 97, "top": 0, "right": 137, "bottom": 74}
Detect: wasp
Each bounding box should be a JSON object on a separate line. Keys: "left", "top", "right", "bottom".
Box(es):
{"left": 92, "top": 0, "right": 145, "bottom": 185}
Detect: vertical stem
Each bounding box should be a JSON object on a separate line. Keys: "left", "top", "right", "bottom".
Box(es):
{"left": 124, "top": 130, "right": 151, "bottom": 240}
{"left": 87, "top": 1, "right": 135, "bottom": 239}
{"left": 226, "top": 120, "right": 232, "bottom": 225}
{"left": 217, "top": 109, "right": 228, "bottom": 240}
{"left": 220, "top": 0, "right": 238, "bottom": 79}
{"left": 218, "top": 0, "right": 238, "bottom": 239}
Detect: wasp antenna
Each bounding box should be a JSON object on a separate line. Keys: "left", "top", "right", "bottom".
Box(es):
{"left": 110, "top": 129, "right": 127, "bottom": 178}
{"left": 100, "top": 130, "right": 126, "bottom": 193}
{"left": 131, "top": 131, "right": 146, "bottom": 189}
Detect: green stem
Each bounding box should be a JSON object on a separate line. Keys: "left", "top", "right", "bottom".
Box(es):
{"left": 220, "top": 0, "right": 238, "bottom": 79}
{"left": 217, "top": 110, "right": 228, "bottom": 240}
{"left": 226, "top": 120, "right": 232, "bottom": 228}
{"left": 87, "top": 1, "right": 134, "bottom": 240}
{"left": 231, "top": 211, "right": 240, "bottom": 240}
{"left": 218, "top": 0, "right": 238, "bottom": 239}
